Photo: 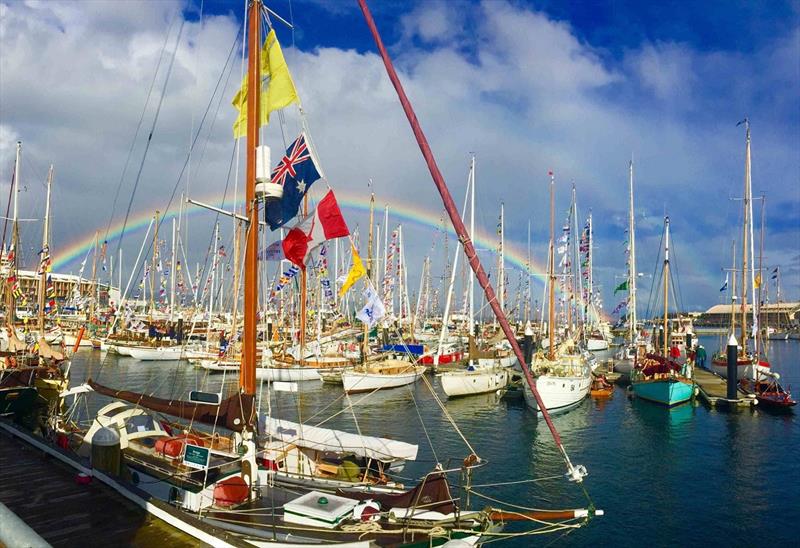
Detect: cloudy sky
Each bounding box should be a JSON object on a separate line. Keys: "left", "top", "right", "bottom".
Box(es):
{"left": 0, "top": 0, "right": 798, "bottom": 317}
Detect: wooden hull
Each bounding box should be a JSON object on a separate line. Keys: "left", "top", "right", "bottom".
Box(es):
{"left": 0, "top": 385, "right": 38, "bottom": 415}
{"left": 441, "top": 368, "right": 509, "bottom": 398}
{"left": 631, "top": 378, "right": 694, "bottom": 406}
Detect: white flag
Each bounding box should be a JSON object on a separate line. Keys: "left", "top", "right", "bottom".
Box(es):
{"left": 357, "top": 286, "right": 385, "bottom": 328}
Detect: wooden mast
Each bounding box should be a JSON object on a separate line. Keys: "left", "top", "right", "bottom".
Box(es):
{"left": 38, "top": 165, "right": 53, "bottom": 336}
{"left": 241, "top": 0, "right": 261, "bottom": 397}
{"left": 7, "top": 142, "right": 21, "bottom": 327}
{"left": 150, "top": 211, "right": 159, "bottom": 317}
{"left": 548, "top": 173, "right": 555, "bottom": 361}
{"left": 662, "top": 217, "right": 670, "bottom": 358}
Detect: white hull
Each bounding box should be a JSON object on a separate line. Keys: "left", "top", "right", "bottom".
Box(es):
{"left": 614, "top": 358, "right": 634, "bottom": 375}
{"left": 523, "top": 355, "right": 592, "bottom": 416}
{"left": 126, "top": 345, "right": 184, "bottom": 361}
{"left": 710, "top": 361, "right": 771, "bottom": 381}
{"left": 441, "top": 368, "right": 509, "bottom": 398}
{"left": 476, "top": 355, "right": 517, "bottom": 369}
{"left": 343, "top": 365, "right": 425, "bottom": 394}
{"left": 198, "top": 359, "right": 239, "bottom": 372}
{"left": 256, "top": 366, "right": 322, "bottom": 382}
{"left": 586, "top": 338, "right": 609, "bottom": 352}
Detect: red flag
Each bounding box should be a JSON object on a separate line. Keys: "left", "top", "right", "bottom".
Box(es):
{"left": 282, "top": 191, "right": 349, "bottom": 268}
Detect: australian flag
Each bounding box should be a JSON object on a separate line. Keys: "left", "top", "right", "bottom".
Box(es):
{"left": 265, "top": 133, "right": 321, "bottom": 230}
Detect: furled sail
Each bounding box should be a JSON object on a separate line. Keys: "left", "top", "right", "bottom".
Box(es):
{"left": 87, "top": 379, "right": 254, "bottom": 432}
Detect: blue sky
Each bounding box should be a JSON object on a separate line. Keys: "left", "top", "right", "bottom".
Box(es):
{"left": 1, "top": 0, "right": 798, "bottom": 315}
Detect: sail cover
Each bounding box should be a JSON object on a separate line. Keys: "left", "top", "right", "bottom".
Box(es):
{"left": 88, "top": 379, "right": 254, "bottom": 433}
{"left": 261, "top": 417, "right": 418, "bottom": 462}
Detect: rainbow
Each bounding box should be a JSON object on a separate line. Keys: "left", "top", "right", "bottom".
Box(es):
{"left": 52, "top": 187, "right": 608, "bottom": 319}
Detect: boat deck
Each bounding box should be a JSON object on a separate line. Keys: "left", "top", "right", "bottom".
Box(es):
{"left": 694, "top": 367, "right": 757, "bottom": 408}
{"left": 0, "top": 425, "right": 200, "bottom": 547}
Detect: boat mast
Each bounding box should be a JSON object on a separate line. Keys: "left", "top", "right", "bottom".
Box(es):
{"left": 499, "top": 202, "right": 504, "bottom": 316}
{"left": 628, "top": 160, "right": 637, "bottom": 342}
{"left": 757, "top": 195, "right": 765, "bottom": 355}
{"left": 746, "top": 123, "right": 758, "bottom": 357}
{"left": 548, "top": 172, "right": 555, "bottom": 361}
{"left": 169, "top": 218, "right": 177, "bottom": 322}
{"left": 730, "top": 240, "right": 736, "bottom": 338}
{"left": 662, "top": 217, "right": 670, "bottom": 358}
{"left": 37, "top": 165, "right": 53, "bottom": 336}
{"left": 739, "top": 120, "right": 750, "bottom": 355}
{"left": 150, "top": 211, "right": 159, "bottom": 317}
{"left": 90, "top": 231, "right": 99, "bottom": 325}
{"left": 469, "top": 156, "right": 475, "bottom": 341}
{"left": 6, "top": 142, "right": 21, "bottom": 327}
{"left": 240, "top": 0, "right": 261, "bottom": 397}
{"left": 588, "top": 210, "right": 593, "bottom": 331}
{"left": 363, "top": 191, "right": 375, "bottom": 363}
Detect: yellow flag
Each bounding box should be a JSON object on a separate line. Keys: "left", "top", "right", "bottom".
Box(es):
{"left": 755, "top": 274, "right": 762, "bottom": 288}
{"left": 339, "top": 244, "right": 366, "bottom": 296}
{"left": 232, "top": 29, "right": 300, "bottom": 138}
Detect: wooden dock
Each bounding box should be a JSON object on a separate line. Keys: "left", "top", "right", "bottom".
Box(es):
{"left": 0, "top": 425, "right": 201, "bottom": 547}
{"left": 0, "top": 421, "right": 250, "bottom": 547}
{"left": 693, "top": 367, "right": 757, "bottom": 408}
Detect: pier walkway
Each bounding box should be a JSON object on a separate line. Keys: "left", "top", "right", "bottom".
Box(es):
{"left": 693, "top": 367, "right": 756, "bottom": 408}
{"left": 0, "top": 424, "right": 199, "bottom": 547}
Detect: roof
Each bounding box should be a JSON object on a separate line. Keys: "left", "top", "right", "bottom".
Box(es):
{"left": 703, "top": 302, "right": 799, "bottom": 315}
{"left": 261, "top": 417, "right": 418, "bottom": 462}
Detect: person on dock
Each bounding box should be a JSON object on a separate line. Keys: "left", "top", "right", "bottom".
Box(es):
{"left": 695, "top": 345, "right": 707, "bottom": 369}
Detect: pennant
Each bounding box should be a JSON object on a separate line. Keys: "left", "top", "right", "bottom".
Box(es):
{"left": 339, "top": 243, "right": 366, "bottom": 296}
{"left": 614, "top": 280, "right": 628, "bottom": 294}
{"left": 720, "top": 273, "right": 728, "bottom": 292}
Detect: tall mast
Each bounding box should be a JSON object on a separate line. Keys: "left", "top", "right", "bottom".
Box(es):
{"left": 662, "top": 217, "right": 670, "bottom": 358}
{"left": 38, "top": 165, "right": 53, "bottom": 336}
{"left": 756, "top": 195, "right": 765, "bottom": 356}
{"left": 730, "top": 240, "right": 736, "bottom": 337}
{"left": 240, "top": 0, "right": 261, "bottom": 397}
{"left": 7, "top": 142, "right": 21, "bottom": 326}
{"left": 150, "top": 211, "right": 159, "bottom": 316}
{"left": 548, "top": 172, "right": 555, "bottom": 360}
{"left": 90, "top": 231, "right": 99, "bottom": 324}
{"left": 628, "top": 160, "right": 637, "bottom": 342}
{"left": 499, "top": 202, "right": 504, "bottom": 315}
{"left": 746, "top": 123, "right": 758, "bottom": 356}
{"left": 525, "top": 219, "right": 531, "bottom": 324}
{"left": 588, "top": 210, "right": 593, "bottom": 329}
{"left": 469, "top": 155, "right": 475, "bottom": 339}
{"left": 739, "top": 120, "right": 750, "bottom": 354}
{"left": 363, "top": 191, "right": 375, "bottom": 362}
{"left": 169, "top": 218, "right": 177, "bottom": 321}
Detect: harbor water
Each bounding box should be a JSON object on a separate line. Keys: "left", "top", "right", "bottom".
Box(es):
{"left": 68, "top": 336, "right": 800, "bottom": 546}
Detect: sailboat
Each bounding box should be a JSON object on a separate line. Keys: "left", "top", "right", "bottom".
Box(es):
{"left": 710, "top": 121, "right": 771, "bottom": 380}
{"left": 1, "top": 144, "right": 68, "bottom": 415}
{"left": 341, "top": 192, "right": 424, "bottom": 395}
{"left": 630, "top": 217, "right": 695, "bottom": 406}
{"left": 523, "top": 174, "right": 592, "bottom": 415}
{"left": 615, "top": 160, "right": 652, "bottom": 376}
{"left": 441, "top": 156, "right": 511, "bottom": 398}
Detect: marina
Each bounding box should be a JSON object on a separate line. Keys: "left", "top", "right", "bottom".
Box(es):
{"left": 0, "top": 0, "right": 798, "bottom": 546}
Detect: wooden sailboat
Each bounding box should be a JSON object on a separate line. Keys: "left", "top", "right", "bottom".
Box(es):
{"left": 710, "top": 121, "right": 771, "bottom": 380}
{"left": 341, "top": 192, "right": 424, "bottom": 394}
{"left": 441, "top": 156, "right": 510, "bottom": 398}
{"left": 631, "top": 217, "right": 694, "bottom": 406}
{"left": 614, "top": 160, "right": 651, "bottom": 376}
{"left": 523, "top": 174, "right": 592, "bottom": 416}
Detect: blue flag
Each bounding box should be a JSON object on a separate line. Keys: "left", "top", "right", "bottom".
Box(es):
{"left": 719, "top": 273, "right": 728, "bottom": 292}
{"left": 265, "top": 133, "right": 321, "bottom": 230}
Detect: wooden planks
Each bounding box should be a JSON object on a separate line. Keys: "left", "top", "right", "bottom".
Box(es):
{"left": 0, "top": 429, "right": 201, "bottom": 547}
{"left": 693, "top": 367, "right": 756, "bottom": 408}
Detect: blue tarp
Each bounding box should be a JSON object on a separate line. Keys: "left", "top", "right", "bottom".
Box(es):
{"left": 381, "top": 344, "right": 425, "bottom": 355}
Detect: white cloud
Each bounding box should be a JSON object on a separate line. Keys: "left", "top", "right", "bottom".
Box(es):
{"left": 0, "top": 0, "right": 797, "bottom": 309}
